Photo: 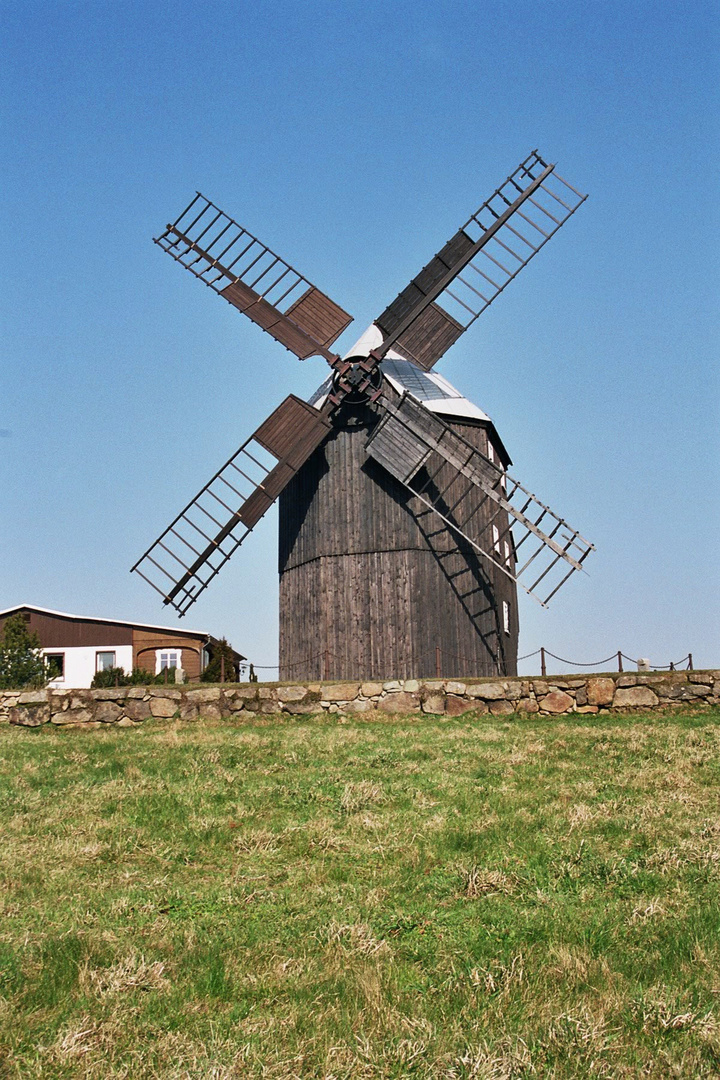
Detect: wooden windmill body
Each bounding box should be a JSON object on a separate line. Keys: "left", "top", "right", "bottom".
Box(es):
{"left": 133, "top": 152, "right": 595, "bottom": 677}
{"left": 279, "top": 355, "right": 518, "bottom": 680}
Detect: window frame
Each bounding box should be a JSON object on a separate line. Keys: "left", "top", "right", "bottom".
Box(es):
{"left": 96, "top": 650, "right": 117, "bottom": 673}
{"left": 45, "top": 652, "right": 65, "bottom": 680}
{"left": 155, "top": 648, "right": 182, "bottom": 675}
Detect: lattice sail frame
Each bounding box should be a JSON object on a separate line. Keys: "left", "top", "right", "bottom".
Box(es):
{"left": 155, "top": 193, "right": 353, "bottom": 361}
{"left": 366, "top": 394, "right": 594, "bottom": 607}
{"left": 374, "top": 150, "right": 587, "bottom": 371}
{"left": 130, "top": 396, "right": 331, "bottom": 616}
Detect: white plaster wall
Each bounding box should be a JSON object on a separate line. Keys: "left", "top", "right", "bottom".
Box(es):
{"left": 45, "top": 645, "right": 134, "bottom": 689}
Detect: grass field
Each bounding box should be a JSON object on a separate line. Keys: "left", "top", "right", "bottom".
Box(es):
{"left": 1, "top": 707, "right": 720, "bottom": 1078}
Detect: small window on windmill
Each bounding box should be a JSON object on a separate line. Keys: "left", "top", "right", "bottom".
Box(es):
{"left": 503, "top": 540, "right": 511, "bottom": 567}
{"left": 492, "top": 524, "right": 500, "bottom": 553}
{"left": 486, "top": 439, "right": 495, "bottom": 463}
{"left": 502, "top": 601, "right": 510, "bottom": 635}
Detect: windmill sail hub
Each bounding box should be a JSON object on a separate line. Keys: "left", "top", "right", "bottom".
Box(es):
{"left": 310, "top": 356, "right": 496, "bottom": 428}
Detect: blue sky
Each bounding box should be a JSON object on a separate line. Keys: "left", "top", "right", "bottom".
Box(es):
{"left": 1, "top": 0, "right": 718, "bottom": 675}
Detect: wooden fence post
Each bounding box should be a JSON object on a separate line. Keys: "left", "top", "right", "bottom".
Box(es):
{"left": 688, "top": 653, "right": 694, "bottom": 670}
{"left": 617, "top": 651, "right": 623, "bottom": 673}
{"left": 220, "top": 654, "right": 225, "bottom": 683}
{"left": 540, "top": 647, "right": 546, "bottom": 677}
{"left": 324, "top": 648, "right": 330, "bottom": 680}
{"left": 435, "top": 645, "right": 441, "bottom": 678}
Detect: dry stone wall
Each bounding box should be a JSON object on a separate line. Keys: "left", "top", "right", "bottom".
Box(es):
{"left": 1, "top": 671, "right": 719, "bottom": 729}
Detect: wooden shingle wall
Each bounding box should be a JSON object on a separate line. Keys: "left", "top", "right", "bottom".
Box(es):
{"left": 0, "top": 610, "right": 133, "bottom": 648}
{"left": 278, "top": 397, "right": 518, "bottom": 681}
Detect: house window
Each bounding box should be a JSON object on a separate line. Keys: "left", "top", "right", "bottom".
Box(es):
{"left": 492, "top": 524, "right": 500, "bottom": 553}
{"left": 96, "top": 651, "right": 116, "bottom": 672}
{"left": 46, "top": 653, "right": 65, "bottom": 680}
{"left": 156, "top": 649, "right": 182, "bottom": 674}
{"left": 502, "top": 601, "right": 510, "bottom": 635}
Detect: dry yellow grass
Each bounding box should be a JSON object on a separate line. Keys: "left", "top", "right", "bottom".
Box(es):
{"left": 0, "top": 707, "right": 719, "bottom": 1077}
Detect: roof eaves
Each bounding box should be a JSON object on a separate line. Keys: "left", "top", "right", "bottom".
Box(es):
{"left": 0, "top": 603, "right": 210, "bottom": 638}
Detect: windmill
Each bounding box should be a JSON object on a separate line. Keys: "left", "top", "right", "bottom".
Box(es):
{"left": 131, "top": 150, "right": 594, "bottom": 681}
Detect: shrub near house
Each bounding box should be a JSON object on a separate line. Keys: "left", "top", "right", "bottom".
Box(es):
{"left": 0, "top": 614, "right": 49, "bottom": 690}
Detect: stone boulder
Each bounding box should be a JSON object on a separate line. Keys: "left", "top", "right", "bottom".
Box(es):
{"left": 344, "top": 698, "right": 373, "bottom": 714}
{"left": 446, "top": 695, "right": 483, "bottom": 716}
{"left": 185, "top": 687, "right": 221, "bottom": 703}
{"left": 95, "top": 701, "right": 122, "bottom": 724}
{"left": 378, "top": 692, "right": 420, "bottom": 714}
{"left": 466, "top": 682, "right": 507, "bottom": 700}
{"left": 284, "top": 702, "right": 323, "bottom": 715}
{"left": 10, "top": 703, "right": 49, "bottom": 727}
{"left": 123, "top": 699, "right": 153, "bottom": 722}
{"left": 276, "top": 685, "right": 308, "bottom": 702}
{"left": 489, "top": 699, "right": 515, "bottom": 715}
{"left": 18, "top": 690, "right": 49, "bottom": 704}
{"left": 586, "top": 678, "right": 615, "bottom": 706}
{"left": 52, "top": 708, "right": 94, "bottom": 725}
{"left": 539, "top": 690, "right": 574, "bottom": 714}
{"left": 150, "top": 697, "right": 179, "bottom": 718}
{"left": 321, "top": 683, "right": 360, "bottom": 702}
{"left": 200, "top": 703, "right": 225, "bottom": 720}
{"left": 613, "top": 686, "right": 659, "bottom": 708}
{"left": 446, "top": 681, "right": 467, "bottom": 696}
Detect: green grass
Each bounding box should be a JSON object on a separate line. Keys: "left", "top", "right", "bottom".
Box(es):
{"left": 1, "top": 708, "right": 720, "bottom": 1077}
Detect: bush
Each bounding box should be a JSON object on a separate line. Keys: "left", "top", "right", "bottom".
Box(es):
{"left": 0, "top": 614, "right": 49, "bottom": 690}
{"left": 90, "top": 666, "right": 171, "bottom": 689}
{"left": 201, "top": 638, "right": 238, "bottom": 683}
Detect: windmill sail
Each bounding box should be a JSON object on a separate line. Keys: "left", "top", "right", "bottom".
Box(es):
{"left": 366, "top": 393, "right": 594, "bottom": 606}
{"left": 374, "top": 150, "right": 587, "bottom": 370}
{"left": 155, "top": 193, "right": 353, "bottom": 361}
{"left": 131, "top": 396, "right": 331, "bottom": 616}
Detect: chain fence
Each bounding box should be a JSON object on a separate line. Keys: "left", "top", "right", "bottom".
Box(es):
{"left": 515, "top": 648, "right": 693, "bottom": 677}
{"left": 214, "top": 646, "right": 695, "bottom": 683}
{"left": 114, "top": 639, "right": 697, "bottom": 688}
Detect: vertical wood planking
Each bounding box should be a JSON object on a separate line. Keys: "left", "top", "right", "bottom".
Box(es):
{"left": 278, "top": 396, "right": 519, "bottom": 681}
